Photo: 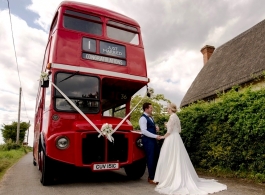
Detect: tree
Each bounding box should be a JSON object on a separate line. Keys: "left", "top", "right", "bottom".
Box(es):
{"left": 108, "top": 105, "right": 126, "bottom": 118}
{"left": 1, "top": 121, "right": 30, "bottom": 143}
{"left": 130, "top": 94, "right": 170, "bottom": 134}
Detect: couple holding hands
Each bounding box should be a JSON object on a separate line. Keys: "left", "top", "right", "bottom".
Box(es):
{"left": 139, "top": 102, "right": 227, "bottom": 195}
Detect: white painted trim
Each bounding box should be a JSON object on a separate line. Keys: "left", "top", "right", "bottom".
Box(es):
{"left": 51, "top": 63, "right": 149, "bottom": 82}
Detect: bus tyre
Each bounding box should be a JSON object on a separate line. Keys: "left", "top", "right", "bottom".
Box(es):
{"left": 40, "top": 150, "right": 53, "bottom": 186}
{"left": 33, "top": 158, "right": 37, "bottom": 166}
{"left": 124, "top": 158, "right": 146, "bottom": 179}
{"left": 37, "top": 149, "right": 43, "bottom": 171}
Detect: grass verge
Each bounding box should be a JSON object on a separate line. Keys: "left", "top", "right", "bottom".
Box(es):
{"left": 196, "top": 166, "right": 265, "bottom": 184}
{"left": 0, "top": 143, "right": 32, "bottom": 181}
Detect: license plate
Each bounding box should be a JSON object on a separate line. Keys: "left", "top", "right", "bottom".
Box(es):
{"left": 92, "top": 163, "right": 119, "bottom": 171}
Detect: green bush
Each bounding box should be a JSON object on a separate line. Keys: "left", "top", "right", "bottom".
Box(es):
{"left": 0, "top": 139, "right": 21, "bottom": 151}
{"left": 179, "top": 87, "right": 265, "bottom": 182}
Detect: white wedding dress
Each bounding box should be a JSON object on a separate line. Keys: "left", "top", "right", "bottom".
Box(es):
{"left": 154, "top": 113, "right": 227, "bottom": 195}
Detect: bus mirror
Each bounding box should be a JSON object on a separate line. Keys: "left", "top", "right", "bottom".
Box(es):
{"left": 41, "top": 80, "right": 49, "bottom": 88}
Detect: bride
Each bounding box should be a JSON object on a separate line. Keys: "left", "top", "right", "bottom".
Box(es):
{"left": 154, "top": 103, "right": 227, "bottom": 195}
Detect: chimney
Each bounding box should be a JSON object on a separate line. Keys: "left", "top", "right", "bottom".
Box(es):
{"left": 200, "top": 45, "right": 215, "bottom": 65}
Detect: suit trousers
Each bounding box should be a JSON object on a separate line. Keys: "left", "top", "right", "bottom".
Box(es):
{"left": 142, "top": 136, "right": 160, "bottom": 180}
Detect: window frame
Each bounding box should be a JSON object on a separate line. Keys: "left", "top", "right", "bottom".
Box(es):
{"left": 63, "top": 9, "right": 103, "bottom": 36}
{"left": 53, "top": 72, "right": 101, "bottom": 114}
{"left": 105, "top": 19, "right": 141, "bottom": 46}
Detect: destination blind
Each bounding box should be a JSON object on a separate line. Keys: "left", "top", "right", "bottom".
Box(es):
{"left": 82, "top": 53, "right": 126, "bottom": 66}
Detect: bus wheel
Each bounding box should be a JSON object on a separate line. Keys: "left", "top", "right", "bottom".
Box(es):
{"left": 37, "top": 149, "right": 43, "bottom": 171}
{"left": 40, "top": 150, "right": 53, "bottom": 186}
{"left": 33, "top": 158, "right": 37, "bottom": 166}
{"left": 124, "top": 158, "right": 146, "bottom": 179}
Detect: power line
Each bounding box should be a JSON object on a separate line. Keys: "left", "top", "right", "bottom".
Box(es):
{"left": 6, "top": 0, "right": 30, "bottom": 122}
{"left": 7, "top": 0, "right": 21, "bottom": 87}
{"left": 22, "top": 90, "right": 29, "bottom": 120}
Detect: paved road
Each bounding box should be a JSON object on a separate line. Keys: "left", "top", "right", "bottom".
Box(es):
{"left": 0, "top": 152, "right": 264, "bottom": 195}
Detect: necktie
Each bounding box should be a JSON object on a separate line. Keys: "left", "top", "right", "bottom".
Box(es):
{"left": 149, "top": 116, "right": 154, "bottom": 123}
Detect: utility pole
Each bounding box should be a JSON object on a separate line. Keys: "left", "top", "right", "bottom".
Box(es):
{"left": 16, "top": 87, "right": 22, "bottom": 144}
{"left": 26, "top": 120, "right": 30, "bottom": 145}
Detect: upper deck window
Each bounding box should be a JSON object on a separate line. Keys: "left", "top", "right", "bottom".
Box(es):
{"left": 65, "top": 10, "right": 101, "bottom": 21}
{"left": 107, "top": 21, "right": 139, "bottom": 45}
{"left": 55, "top": 73, "right": 100, "bottom": 113}
{"left": 64, "top": 10, "right": 102, "bottom": 36}
{"left": 108, "top": 21, "right": 138, "bottom": 32}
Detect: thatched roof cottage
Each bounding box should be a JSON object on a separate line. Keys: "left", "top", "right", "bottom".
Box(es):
{"left": 181, "top": 19, "right": 265, "bottom": 107}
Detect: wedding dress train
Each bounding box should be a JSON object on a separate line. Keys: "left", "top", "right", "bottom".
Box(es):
{"left": 154, "top": 114, "right": 227, "bottom": 195}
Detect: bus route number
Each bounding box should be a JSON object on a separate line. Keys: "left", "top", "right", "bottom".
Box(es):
{"left": 121, "top": 94, "right": 127, "bottom": 100}
{"left": 82, "top": 38, "right": 96, "bottom": 53}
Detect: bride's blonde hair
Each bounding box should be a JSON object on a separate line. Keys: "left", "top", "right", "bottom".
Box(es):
{"left": 168, "top": 103, "right": 177, "bottom": 113}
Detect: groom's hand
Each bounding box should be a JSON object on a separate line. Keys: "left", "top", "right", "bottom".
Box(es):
{"left": 156, "top": 135, "right": 161, "bottom": 140}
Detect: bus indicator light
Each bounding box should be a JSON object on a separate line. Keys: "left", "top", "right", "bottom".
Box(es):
{"left": 46, "top": 63, "right": 52, "bottom": 70}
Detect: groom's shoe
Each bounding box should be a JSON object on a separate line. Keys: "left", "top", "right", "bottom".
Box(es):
{"left": 148, "top": 180, "right": 157, "bottom": 185}
{"left": 148, "top": 178, "right": 158, "bottom": 185}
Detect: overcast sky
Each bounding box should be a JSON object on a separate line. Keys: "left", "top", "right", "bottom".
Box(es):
{"left": 0, "top": 0, "right": 265, "bottom": 145}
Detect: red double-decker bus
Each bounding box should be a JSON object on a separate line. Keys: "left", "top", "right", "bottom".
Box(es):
{"left": 33, "top": 1, "right": 149, "bottom": 185}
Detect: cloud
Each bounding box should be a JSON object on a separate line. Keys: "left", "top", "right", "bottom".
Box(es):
{"left": 147, "top": 49, "right": 202, "bottom": 105}
{"left": 204, "top": 17, "right": 239, "bottom": 47}
{"left": 27, "top": 0, "right": 116, "bottom": 31}
{"left": 1, "top": 0, "right": 265, "bottom": 145}
{"left": 0, "top": 9, "right": 47, "bottom": 144}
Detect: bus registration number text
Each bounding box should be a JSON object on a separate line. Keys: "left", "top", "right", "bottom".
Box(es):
{"left": 93, "top": 163, "right": 119, "bottom": 171}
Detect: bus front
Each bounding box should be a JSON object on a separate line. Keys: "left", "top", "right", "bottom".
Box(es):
{"left": 34, "top": 1, "right": 149, "bottom": 185}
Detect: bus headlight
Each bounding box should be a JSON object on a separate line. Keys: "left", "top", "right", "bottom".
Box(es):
{"left": 56, "top": 136, "right": 69, "bottom": 149}
{"left": 136, "top": 138, "right": 143, "bottom": 148}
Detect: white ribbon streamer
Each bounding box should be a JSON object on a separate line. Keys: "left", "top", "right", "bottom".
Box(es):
{"left": 110, "top": 92, "right": 147, "bottom": 135}
{"left": 50, "top": 82, "right": 104, "bottom": 138}
{"left": 98, "top": 90, "right": 147, "bottom": 140}
{"left": 46, "top": 70, "right": 150, "bottom": 143}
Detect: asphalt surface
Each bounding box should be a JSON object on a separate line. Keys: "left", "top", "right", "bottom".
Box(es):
{"left": 0, "top": 152, "right": 264, "bottom": 195}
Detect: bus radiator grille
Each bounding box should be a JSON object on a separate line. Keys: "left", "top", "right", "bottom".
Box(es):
{"left": 82, "top": 133, "right": 105, "bottom": 164}
{"left": 82, "top": 133, "right": 128, "bottom": 164}
{"left": 107, "top": 133, "right": 128, "bottom": 163}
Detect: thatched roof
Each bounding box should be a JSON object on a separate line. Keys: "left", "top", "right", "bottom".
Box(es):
{"left": 180, "top": 19, "right": 265, "bottom": 107}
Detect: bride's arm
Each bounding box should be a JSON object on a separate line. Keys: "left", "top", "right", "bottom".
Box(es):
{"left": 162, "top": 115, "right": 174, "bottom": 138}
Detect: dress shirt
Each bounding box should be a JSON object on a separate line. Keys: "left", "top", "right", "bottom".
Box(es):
{"left": 139, "top": 112, "right": 157, "bottom": 138}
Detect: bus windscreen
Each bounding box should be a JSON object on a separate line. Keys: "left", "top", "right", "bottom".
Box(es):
{"left": 55, "top": 73, "right": 100, "bottom": 113}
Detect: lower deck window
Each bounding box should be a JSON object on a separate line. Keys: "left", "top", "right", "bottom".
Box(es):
{"left": 55, "top": 72, "right": 100, "bottom": 113}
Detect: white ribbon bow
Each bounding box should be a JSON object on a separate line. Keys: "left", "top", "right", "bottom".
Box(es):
{"left": 147, "top": 87, "right": 154, "bottom": 97}
{"left": 99, "top": 123, "right": 114, "bottom": 142}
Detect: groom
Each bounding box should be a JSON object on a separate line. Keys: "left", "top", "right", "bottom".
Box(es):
{"left": 139, "top": 102, "right": 161, "bottom": 184}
